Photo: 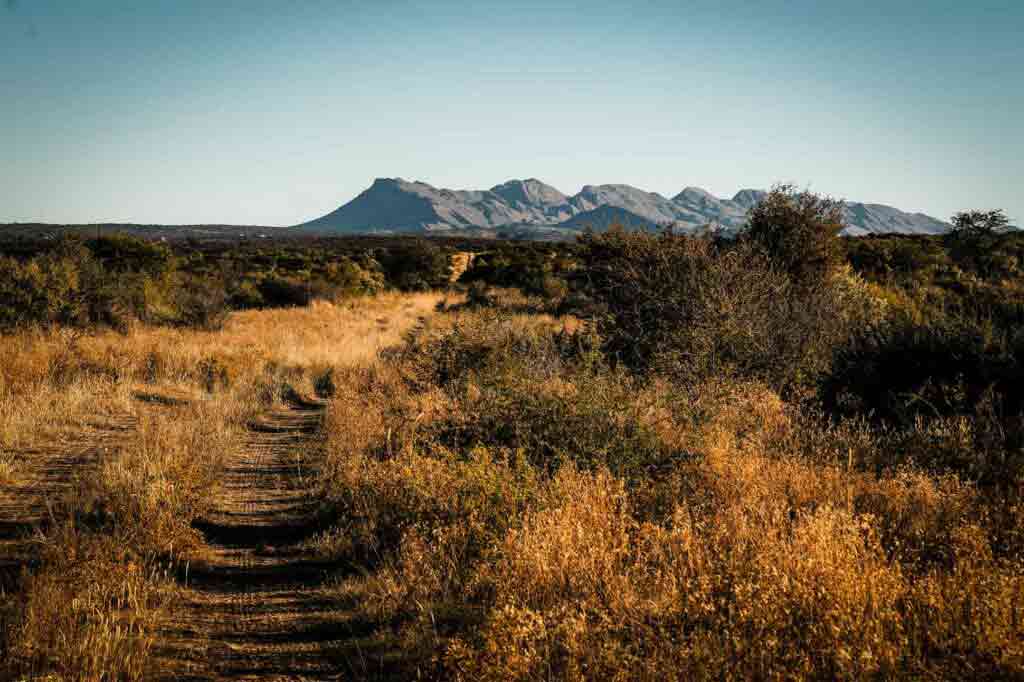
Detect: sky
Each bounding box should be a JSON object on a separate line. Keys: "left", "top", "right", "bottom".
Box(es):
{"left": 1, "top": 0, "right": 1021, "bottom": 226}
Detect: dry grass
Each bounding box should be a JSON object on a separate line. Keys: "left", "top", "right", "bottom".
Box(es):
{"left": 0, "top": 293, "right": 442, "bottom": 455}
{"left": 7, "top": 527, "right": 171, "bottom": 681}
{"left": 0, "top": 292, "right": 444, "bottom": 681}
{"left": 5, "top": 283, "right": 1022, "bottom": 680}
{"left": 317, "top": 300, "right": 1024, "bottom": 681}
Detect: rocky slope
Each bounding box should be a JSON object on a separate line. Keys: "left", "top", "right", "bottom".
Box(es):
{"left": 298, "top": 178, "right": 951, "bottom": 237}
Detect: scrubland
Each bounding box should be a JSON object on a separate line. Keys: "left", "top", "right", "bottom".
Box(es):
{"left": 316, "top": 292, "right": 1022, "bottom": 680}
{"left": 1, "top": 191, "right": 1022, "bottom": 680}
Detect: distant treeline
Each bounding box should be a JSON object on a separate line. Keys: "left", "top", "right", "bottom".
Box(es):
{"left": 0, "top": 234, "right": 489, "bottom": 331}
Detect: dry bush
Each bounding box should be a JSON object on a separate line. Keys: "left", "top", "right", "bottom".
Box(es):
{"left": 0, "top": 450, "right": 14, "bottom": 484}
{"left": 577, "top": 232, "right": 873, "bottom": 396}
{"left": 3, "top": 526, "right": 170, "bottom": 681}
{"left": 314, "top": 301, "right": 1023, "bottom": 680}
{"left": 332, "top": 448, "right": 540, "bottom": 613}
{"left": 387, "top": 306, "right": 666, "bottom": 479}
{"left": 81, "top": 403, "right": 239, "bottom": 557}
{"left": 448, "top": 457, "right": 1022, "bottom": 680}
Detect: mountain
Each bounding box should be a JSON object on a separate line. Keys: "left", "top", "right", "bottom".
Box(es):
{"left": 568, "top": 185, "right": 682, "bottom": 225}
{"left": 297, "top": 178, "right": 951, "bottom": 237}
{"left": 841, "top": 203, "right": 949, "bottom": 236}
{"left": 299, "top": 178, "right": 575, "bottom": 233}
{"left": 490, "top": 179, "right": 571, "bottom": 218}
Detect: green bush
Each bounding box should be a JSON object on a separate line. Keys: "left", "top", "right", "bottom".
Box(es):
{"left": 378, "top": 240, "right": 452, "bottom": 291}
{"left": 227, "top": 280, "right": 265, "bottom": 309}
{"left": 174, "top": 278, "right": 230, "bottom": 331}
{"left": 257, "top": 275, "right": 311, "bottom": 307}
{"left": 323, "top": 256, "right": 386, "bottom": 296}
{"left": 743, "top": 183, "right": 845, "bottom": 286}
{"left": 577, "top": 231, "right": 862, "bottom": 394}
{"left": 0, "top": 235, "right": 216, "bottom": 331}
{"left": 410, "top": 311, "right": 672, "bottom": 479}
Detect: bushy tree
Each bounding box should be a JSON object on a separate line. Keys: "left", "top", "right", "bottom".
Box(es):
{"left": 743, "top": 184, "right": 845, "bottom": 286}
{"left": 379, "top": 240, "right": 452, "bottom": 291}
{"left": 947, "top": 208, "right": 1012, "bottom": 278}
{"left": 87, "top": 233, "right": 175, "bottom": 276}
{"left": 577, "top": 231, "right": 861, "bottom": 393}
{"left": 950, "top": 209, "right": 1010, "bottom": 240}
{"left": 324, "top": 257, "right": 385, "bottom": 296}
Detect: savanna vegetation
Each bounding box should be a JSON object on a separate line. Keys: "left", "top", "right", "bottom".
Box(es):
{"left": 1, "top": 191, "right": 1021, "bottom": 680}
{"left": 0, "top": 288, "right": 443, "bottom": 680}
{"left": 0, "top": 234, "right": 469, "bottom": 332}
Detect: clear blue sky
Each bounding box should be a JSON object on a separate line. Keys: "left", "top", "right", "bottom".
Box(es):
{"left": 2, "top": 1, "right": 1021, "bottom": 226}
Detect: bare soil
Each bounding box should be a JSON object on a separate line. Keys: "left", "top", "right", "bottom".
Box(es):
{"left": 154, "top": 400, "right": 363, "bottom": 681}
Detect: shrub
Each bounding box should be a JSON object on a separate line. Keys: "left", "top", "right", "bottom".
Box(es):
{"left": 946, "top": 209, "right": 1013, "bottom": 278}
{"left": 578, "top": 231, "right": 865, "bottom": 394}
{"left": 87, "top": 234, "right": 175, "bottom": 277}
{"left": 743, "top": 183, "right": 845, "bottom": 286}
{"left": 227, "top": 279, "right": 265, "bottom": 308}
{"left": 0, "top": 247, "right": 91, "bottom": 329}
{"left": 379, "top": 240, "right": 452, "bottom": 291}
{"left": 824, "top": 313, "right": 1024, "bottom": 424}
{"left": 324, "top": 257, "right": 386, "bottom": 296}
{"left": 465, "top": 281, "right": 495, "bottom": 308}
{"left": 174, "top": 277, "right": 230, "bottom": 331}
{"left": 258, "top": 275, "right": 311, "bottom": 307}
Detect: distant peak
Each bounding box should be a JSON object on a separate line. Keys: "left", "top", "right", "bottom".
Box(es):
{"left": 490, "top": 177, "right": 567, "bottom": 206}
{"left": 675, "top": 186, "right": 716, "bottom": 201}
{"left": 367, "top": 177, "right": 440, "bottom": 193}
{"left": 492, "top": 177, "right": 559, "bottom": 190}
{"left": 579, "top": 183, "right": 648, "bottom": 194}
{"left": 682, "top": 186, "right": 714, "bottom": 197}
{"left": 731, "top": 189, "right": 767, "bottom": 207}
{"left": 368, "top": 177, "right": 411, "bottom": 190}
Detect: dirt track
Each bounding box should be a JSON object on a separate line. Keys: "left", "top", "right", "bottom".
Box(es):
{"left": 154, "top": 400, "right": 363, "bottom": 681}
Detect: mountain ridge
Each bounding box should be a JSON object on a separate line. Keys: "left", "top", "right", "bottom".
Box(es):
{"left": 299, "top": 178, "right": 952, "bottom": 237}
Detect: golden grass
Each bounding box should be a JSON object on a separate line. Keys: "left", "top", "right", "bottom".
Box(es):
{"left": 7, "top": 527, "right": 171, "bottom": 682}
{"left": 5, "top": 287, "right": 1022, "bottom": 680}
{"left": 0, "top": 293, "right": 443, "bottom": 454}
{"left": 318, "top": 302, "right": 1024, "bottom": 681}
{"left": 1, "top": 292, "right": 445, "bottom": 681}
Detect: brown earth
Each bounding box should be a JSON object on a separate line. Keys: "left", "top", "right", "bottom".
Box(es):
{"left": 153, "top": 399, "right": 366, "bottom": 681}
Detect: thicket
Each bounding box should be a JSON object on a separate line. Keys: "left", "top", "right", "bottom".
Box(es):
{"left": 0, "top": 235, "right": 192, "bottom": 331}
{"left": 319, "top": 290, "right": 1023, "bottom": 680}
{"left": 460, "top": 241, "right": 576, "bottom": 298}
{"left": 0, "top": 234, "right": 460, "bottom": 331}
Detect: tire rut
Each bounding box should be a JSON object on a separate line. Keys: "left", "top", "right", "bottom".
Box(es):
{"left": 156, "top": 401, "right": 354, "bottom": 681}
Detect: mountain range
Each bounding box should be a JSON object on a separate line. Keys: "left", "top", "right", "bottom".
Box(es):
{"left": 297, "top": 178, "right": 952, "bottom": 238}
